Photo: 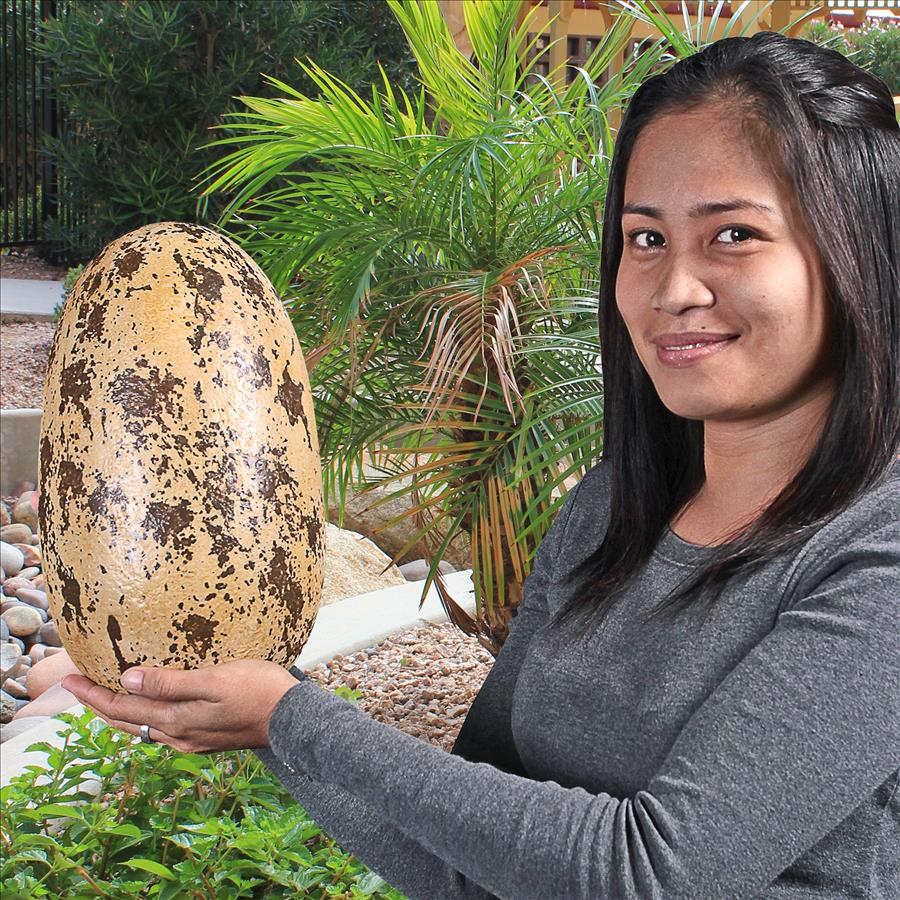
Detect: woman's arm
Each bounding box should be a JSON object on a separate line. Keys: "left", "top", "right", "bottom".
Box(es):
{"left": 250, "top": 476, "right": 589, "bottom": 897}
{"left": 265, "top": 511, "right": 900, "bottom": 900}
{"left": 253, "top": 747, "right": 500, "bottom": 899}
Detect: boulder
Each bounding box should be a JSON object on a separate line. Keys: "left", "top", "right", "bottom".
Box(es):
{"left": 1, "top": 715, "right": 54, "bottom": 744}
{"left": 328, "top": 475, "right": 471, "bottom": 569}
{"left": 12, "top": 683, "right": 77, "bottom": 720}
{"left": 322, "top": 523, "right": 407, "bottom": 604}
{"left": 26, "top": 650, "right": 82, "bottom": 700}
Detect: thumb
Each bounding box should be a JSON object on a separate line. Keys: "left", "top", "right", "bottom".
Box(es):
{"left": 120, "top": 665, "right": 211, "bottom": 702}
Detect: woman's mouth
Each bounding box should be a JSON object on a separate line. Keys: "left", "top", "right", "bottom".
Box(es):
{"left": 651, "top": 332, "right": 739, "bottom": 367}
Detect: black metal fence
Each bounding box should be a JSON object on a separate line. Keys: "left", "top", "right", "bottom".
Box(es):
{"left": 1, "top": 0, "right": 65, "bottom": 248}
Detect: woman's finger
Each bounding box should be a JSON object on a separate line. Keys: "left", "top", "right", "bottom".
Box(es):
{"left": 96, "top": 714, "right": 187, "bottom": 751}
{"left": 63, "top": 675, "right": 184, "bottom": 732}
{"left": 118, "top": 665, "right": 218, "bottom": 702}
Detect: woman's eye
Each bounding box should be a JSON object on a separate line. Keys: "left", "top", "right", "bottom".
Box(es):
{"left": 628, "top": 229, "right": 665, "bottom": 250}
{"left": 715, "top": 226, "right": 755, "bottom": 245}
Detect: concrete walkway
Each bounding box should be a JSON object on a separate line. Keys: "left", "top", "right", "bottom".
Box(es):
{"left": 0, "top": 278, "right": 64, "bottom": 321}
{"left": 0, "top": 569, "right": 478, "bottom": 785}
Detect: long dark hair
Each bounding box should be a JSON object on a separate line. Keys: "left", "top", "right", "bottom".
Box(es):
{"left": 552, "top": 31, "right": 900, "bottom": 632}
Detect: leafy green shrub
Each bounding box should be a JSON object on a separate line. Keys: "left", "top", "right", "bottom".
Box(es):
{"left": 802, "top": 19, "right": 899, "bottom": 92}
{"left": 33, "top": 0, "right": 416, "bottom": 264}
{"left": 53, "top": 263, "right": 84, "bottom": 322}
{"left": 0, "top": 709, "right": 406, "bottom": 899}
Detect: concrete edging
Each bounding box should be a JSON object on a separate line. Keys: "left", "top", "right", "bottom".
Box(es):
{"left": 0, "top": 569, "right": 477, "bottom": 786}
{"left": 0, "top": 408, "right": 42, "bottom": 496}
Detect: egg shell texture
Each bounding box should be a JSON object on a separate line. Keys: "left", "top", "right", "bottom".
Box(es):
{"left": 39, "top": 222, "right": 324, "bottom": 691}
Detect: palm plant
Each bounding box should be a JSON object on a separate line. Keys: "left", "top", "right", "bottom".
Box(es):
{"left": 198, "top": 0, "right": 801, "bottom": 654}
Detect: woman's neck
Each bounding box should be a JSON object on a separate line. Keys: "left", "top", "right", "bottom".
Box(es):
{"left": 673, "top": 387, "right": 834, "bottom": 544}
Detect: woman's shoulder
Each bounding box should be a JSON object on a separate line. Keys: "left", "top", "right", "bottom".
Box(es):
{"left": 561, "top": 459, "right": 614, "bottom": 523}
{"left": 780, "top": 462, "right": 899, "bottom": 604}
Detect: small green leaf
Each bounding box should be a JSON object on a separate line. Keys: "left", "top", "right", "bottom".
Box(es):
{"left": 170, "top": 757, "right": 202, "bottom": 776}
{"left": 97, "top": 822, "right": 142, "bottom": 838}
{"left": 35, "top": 803, "right": 83, "bottom": 819}
{"left": 123, "top": 858, "right": 176, "bottom": 879}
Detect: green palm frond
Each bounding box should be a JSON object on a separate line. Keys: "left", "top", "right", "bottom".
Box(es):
{"left": 197, "top": 0, "right": 779, "bottom": 652}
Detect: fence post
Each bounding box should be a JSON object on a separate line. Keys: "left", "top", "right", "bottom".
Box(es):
{"left": 39, "top": 0, "right": 57, "bottom": 227}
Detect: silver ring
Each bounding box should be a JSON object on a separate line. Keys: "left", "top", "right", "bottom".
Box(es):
{"left": 140, "top": 724, "right": 154, "bottom": 744}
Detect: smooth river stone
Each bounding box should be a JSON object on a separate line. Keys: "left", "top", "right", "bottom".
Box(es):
{"left": 17, "top": 567, "right": 40, "bottom": 581}
{"left": 3, "top": 678, "right": 28, "bottom": 699}
{"left": 0, "top": 643, "right": 23, "bottom": 683}
{"left": 0, "top": 524, "right": 32, "bottom": 545}
{"left": 12, "top": 491, "right": 39, "bottom": 532}
{"left": 0, "top": 690, "right": 16, "bottom": 723}
{"left": 12, "top": 544, "right": 41, "bottom": 568}
{"left": 0, "top": 542, "right": 24, "bottom": 578}
{"left": 1, "top": 576, "right": 35, "bottom": 596}
{"left": 16, "top": 588, "right": 49, "bottom": 611}
{"left": 1, "top": 605, "right": 43, "bottom": 637}
{"left": 39, "top": 621, "right": 62, "bottom": 647}
{"left": 28, "top": 644, "right": 48, "bottom": 664}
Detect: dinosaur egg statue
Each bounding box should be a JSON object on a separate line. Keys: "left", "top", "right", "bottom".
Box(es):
{"left": 39, "top": 222, "right": 324, "bottom": 691}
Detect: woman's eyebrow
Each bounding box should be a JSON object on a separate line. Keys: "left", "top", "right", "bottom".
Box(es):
{"left": 622, "top": 198, "right": 777, "bottom": 219}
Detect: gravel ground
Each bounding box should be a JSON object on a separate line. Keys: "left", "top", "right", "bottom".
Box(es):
{"left": 0, "top": 322, "right": 56, "bottom": 409}
{"left": 306, "top": 623, "right": 494, "bottom": 751}
{"left": 0, "top": 248, "right": 68, "bottom": 280}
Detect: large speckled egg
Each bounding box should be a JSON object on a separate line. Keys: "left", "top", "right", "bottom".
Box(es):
{"left": 38, "top": 222, "right": 324, "bottom": 691}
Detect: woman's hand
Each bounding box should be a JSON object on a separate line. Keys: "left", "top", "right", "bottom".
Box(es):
{"left": 62, "top": 660, "right": 300, "bottom": 753}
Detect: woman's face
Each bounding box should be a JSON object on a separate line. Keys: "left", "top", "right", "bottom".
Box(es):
{"left": 616, "top": 104, "right": 835, "bottom": 426}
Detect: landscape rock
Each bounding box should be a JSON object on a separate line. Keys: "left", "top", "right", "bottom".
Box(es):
{"left": 323, "top": 522, "right": 407, "bottom": 604}
{"left": 1, "top": 576, "right": 36, "bottom": 596}
{"left": 40, "top": 620, "right": 62, "bottom": 647}
{"left": 17, "top": 566, "right": 40, "bottom": 580}
{"left": 3, "top": 678, "right": 28, "bottom": 699}
{"left": 13, "top": 683, "right": 76, "bottom": 720}
{"left": 2, "top": 604, "right": 43, "bottom": 637}
{"left": 329, "top": 476, "right": 472, "bottom": 569}
{"left": 1, "top": 690, "right": 16, "bottom": 723}
{"left": 12, "top": 491, "right": 39, "bottom": 532}
{"left": 16, "top": 588, "right": 49, "bottom": 610}
{"left": 0, "top": 541, "right": 24, "bottom": 577}
{"left": 0, "top": 523, "right": 32, "bottom": 545}
{"left": 26, "top": 650, "right": 81, "bottom": 700}
{"left": 398, "top": 558, "right": 457, "bottom": 581}
{"left": 1, "top": 642, "right": 23, "bottom": 684}
{"left": 1, "top": 715, "right": 53, "bottom": 744}
{"left": 12, "top": 543, "right": 41, "bottom": 568}
{"left": 0, "top": 502, "right": 10, "bottom": 527}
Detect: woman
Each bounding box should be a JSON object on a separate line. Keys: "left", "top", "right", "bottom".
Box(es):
{"left": 65, "top": 31, "right": 899, "bottom": 899}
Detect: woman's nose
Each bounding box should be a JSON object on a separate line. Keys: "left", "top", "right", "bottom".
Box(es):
{"left": 651, "top": 253, "right": 716, "bottom": 315}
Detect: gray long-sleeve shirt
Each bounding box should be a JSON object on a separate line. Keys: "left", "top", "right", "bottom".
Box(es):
{"left": 255, "top": 461, "right": 900, "bottom": 899}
